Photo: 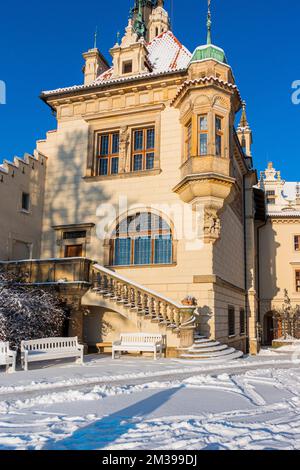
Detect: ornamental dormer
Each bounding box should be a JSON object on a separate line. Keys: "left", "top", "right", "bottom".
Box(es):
{"left": 110, "top": 18, "right": 152, "bottom": 78}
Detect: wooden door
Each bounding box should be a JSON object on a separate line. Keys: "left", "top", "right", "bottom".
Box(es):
{"left": 65, "top": 245, "right": 83, "bottom": 258}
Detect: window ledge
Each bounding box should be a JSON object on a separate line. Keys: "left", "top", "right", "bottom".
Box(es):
{"left": 106, "top": 263, "right": 177, "bottom": 269}
{"left": 83, "top": 169, "right": 161, "bottom": 182}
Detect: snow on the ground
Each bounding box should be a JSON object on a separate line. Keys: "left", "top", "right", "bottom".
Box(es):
{"left": 0, "top": 351, "right": 293, "bottom": 396}
{"left": 0, "top": 353, "right": 300, "bottom": 449}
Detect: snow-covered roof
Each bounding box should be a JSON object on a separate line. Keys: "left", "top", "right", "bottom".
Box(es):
{"left": 148, "top": 31, "right": 192, "bottom": 73}
{"left": 281, "top": 182, "right": 299, "bottom": 201}
{"left": 42, "top": 31, "right": 192, "bottom": 97}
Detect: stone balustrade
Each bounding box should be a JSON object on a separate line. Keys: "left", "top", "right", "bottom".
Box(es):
{"left": 92, "top": 264, "right": 196, "bottom": 331}
{"left": 0, "top": 257, "right": 93, "bottom": 285}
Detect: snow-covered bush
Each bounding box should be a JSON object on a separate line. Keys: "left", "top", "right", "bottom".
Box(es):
{"left": 0, "top": 271, "right": 67, "bottom": 350}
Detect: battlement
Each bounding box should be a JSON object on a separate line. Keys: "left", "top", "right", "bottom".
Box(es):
{"left": 0, "top": 150, "right": 47, "bottom": 261}
{"left": 0, "top": 150, "right": 47, "bottom": 181}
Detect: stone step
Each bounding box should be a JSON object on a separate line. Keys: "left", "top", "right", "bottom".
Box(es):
{"left": 189, "top": 344, "right": 228, "bottom": 353}
{"left": 194, "top": 340, "right": 221, "bottom": 347}
{"left": 194, "top": 338, "right": 218, "bottom": 344}
{"left": 184, "top": 347, "right": 238, "bottom": 358}
{"left": 179, "top": 350, "right": 244, "bottom": 362}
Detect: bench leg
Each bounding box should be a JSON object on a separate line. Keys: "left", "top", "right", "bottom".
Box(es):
{"left": 23, "top": 357, "right": 28, "bottom": 372}
{"left": 76, "top": 353, "right": 84, "bottom": 365}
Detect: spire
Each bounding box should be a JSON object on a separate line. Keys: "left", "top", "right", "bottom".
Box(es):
{"left": 94, "top": 27, "right": 98, "bottom": 49}
{"left": 207, "top": 0, "right": 212, "bottom": 45}
{"left": 239, "top": 101, "right": 249, "bottom": 129}
{"left": 190, "top": 0, "right": 227, "bottom": 65}
{"left": 134, "top": 0, "right": 146, "bottom": 38}
{"left": 236, "top": 101, "right": 252, "bottom": 157}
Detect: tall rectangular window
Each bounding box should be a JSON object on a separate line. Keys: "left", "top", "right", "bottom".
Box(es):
{"left": 132, "top": 127, "right": 155, "bottom": 171}
{"left": 228, "top": 306, "right": 235, "bottom": 337}
{"left": 21, "top": 192, "right": 30, "bottom": 212}
{"left": 96, "top": 132, "right": 119, "bottom": 176}
{"left": 114, "top": 238, "right": 131, "bottom": 266}
{"left": 296, "top": 271, "right": 300, "bottom": 293}
{"left": 266, "top": 190, "right": 276, "bottom": 205}
{"left": 198, "top": 115, "right": 208, "bottom": 156}
{"left": 215, "top": 116, "right": 223, "bottom": 156}
{"left": 134, "top": 237, "right": 152, "bottom": 265}
{"left": 240, "top": 308, "right": 246, "bottom": 335}
{"left": 154, "top": 236, "right": 172, "bottom": 264}
{"left": 295, "top": 236, "right": 300, "bottom": 251}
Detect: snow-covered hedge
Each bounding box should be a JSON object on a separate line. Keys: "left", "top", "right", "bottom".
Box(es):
{"left": 0, "top": 271, "right": 67, "bottom": 350}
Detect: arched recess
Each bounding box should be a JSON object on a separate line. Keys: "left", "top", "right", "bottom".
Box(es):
{"left": 103, "top": 208, "right": 177, "bottom": 267}
{"left": 83, "top": 306, "right": 139, "bottom": 348}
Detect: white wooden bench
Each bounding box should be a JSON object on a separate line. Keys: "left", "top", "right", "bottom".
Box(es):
{"left": 112, "top": 333, "right": 164, "bottom": 360}
{"left": 21, "top": 337, "right": 84, "bottom": 371}
{"left": 0, "top": 342, "right": 17, "bottom": 373}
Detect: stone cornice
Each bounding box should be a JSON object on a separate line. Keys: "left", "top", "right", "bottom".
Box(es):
{"left": 193, "top": 275, "right": 245, "bottom": 295}
{"left": 172, "top": 172, "right": 236, "bottom": 194}
{"left": 171, "top": 76, "right": 242, "bottom": 108}
{"left": 41, "top": 69, "right": 188, "bottom": 108}
{"left": 270, "top": 217, "right": 300, "bottom": 224}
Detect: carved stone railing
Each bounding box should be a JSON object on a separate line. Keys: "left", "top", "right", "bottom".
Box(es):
{"left": 92, "top": 264, "right": 196, "bottom": 331}
{"left": 180, "top": 155, "right": 230, "bottom": 179}
{"left": 0, "top": 258, "right": 93, "bottom": 285}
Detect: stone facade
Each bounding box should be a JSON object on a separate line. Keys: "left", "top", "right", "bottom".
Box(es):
{"left": 0, "top": 152, "right": 46, "bottom": 261}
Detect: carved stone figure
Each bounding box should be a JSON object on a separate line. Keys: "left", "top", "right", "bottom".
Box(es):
{"left": 203, "top": 207, "right": 221, "bottom": 241}
{"left": 119, "top": 126, "right": 130, "bottom": 172}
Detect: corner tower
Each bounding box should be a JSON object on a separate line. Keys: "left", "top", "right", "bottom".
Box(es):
{"left": 172, "top": 0, "right": 242, "bottom": 243}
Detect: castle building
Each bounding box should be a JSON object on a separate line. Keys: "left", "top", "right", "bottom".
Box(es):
{"left": 1, "top": 1, "right": 289, "bottom": 358}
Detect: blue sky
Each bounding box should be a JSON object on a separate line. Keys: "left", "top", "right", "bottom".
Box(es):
{"left": 0, "top": 0, "right": 299, "bottom": 179}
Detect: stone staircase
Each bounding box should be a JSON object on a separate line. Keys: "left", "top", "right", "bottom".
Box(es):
{"left": 90, "top": 265, "right": 244, "bottom": 361}
{"left": 179, "top": 334, "right": 244, "bottom": 362}
{"left": 90, "top": 264, "right": 197, "bottom": 350}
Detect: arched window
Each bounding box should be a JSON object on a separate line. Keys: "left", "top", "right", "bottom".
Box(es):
{"left": 111, "top": 212, "right": 173, "bottom": 266}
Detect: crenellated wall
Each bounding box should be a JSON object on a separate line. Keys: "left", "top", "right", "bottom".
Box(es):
{"left": 0, "top": 151, "right": 47, "bottom": 261}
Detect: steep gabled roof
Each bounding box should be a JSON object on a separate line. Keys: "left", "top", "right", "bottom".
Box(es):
{"left": 42, "top": 31, "right": 192, "bottom": 97}
{"left": 90, "top": 31, "right": 191, "bottom": 87}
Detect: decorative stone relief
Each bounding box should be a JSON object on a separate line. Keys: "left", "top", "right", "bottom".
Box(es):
{"left": 120, "top": 19, "right": 138, "bottom": 48}
{"left": 120, "top": 126, "right": 130, "bottom": 172}
{"left": 203, "top": 206, "right": 221, "bottom": 243}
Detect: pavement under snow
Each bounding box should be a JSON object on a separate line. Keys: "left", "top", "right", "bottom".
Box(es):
{"left": 0, "top": 348, "right": 300, "bottom": 450}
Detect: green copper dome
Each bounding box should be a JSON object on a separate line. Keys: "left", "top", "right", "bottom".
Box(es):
{"left": 190, "top": 1, "right": 227, "bottom": 65}
{"left": 190, "top": 44, "right": 227, "bottom": 65}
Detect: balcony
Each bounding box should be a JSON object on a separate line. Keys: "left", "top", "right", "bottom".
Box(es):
{"left": 173, "top": 156, "right": 236, "bottom": 205}
{"left": 0, "top": 257, "right": 93, "bottom": 286}
{"left": 180, "top": 155, "right": 230, "bottom": 179}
